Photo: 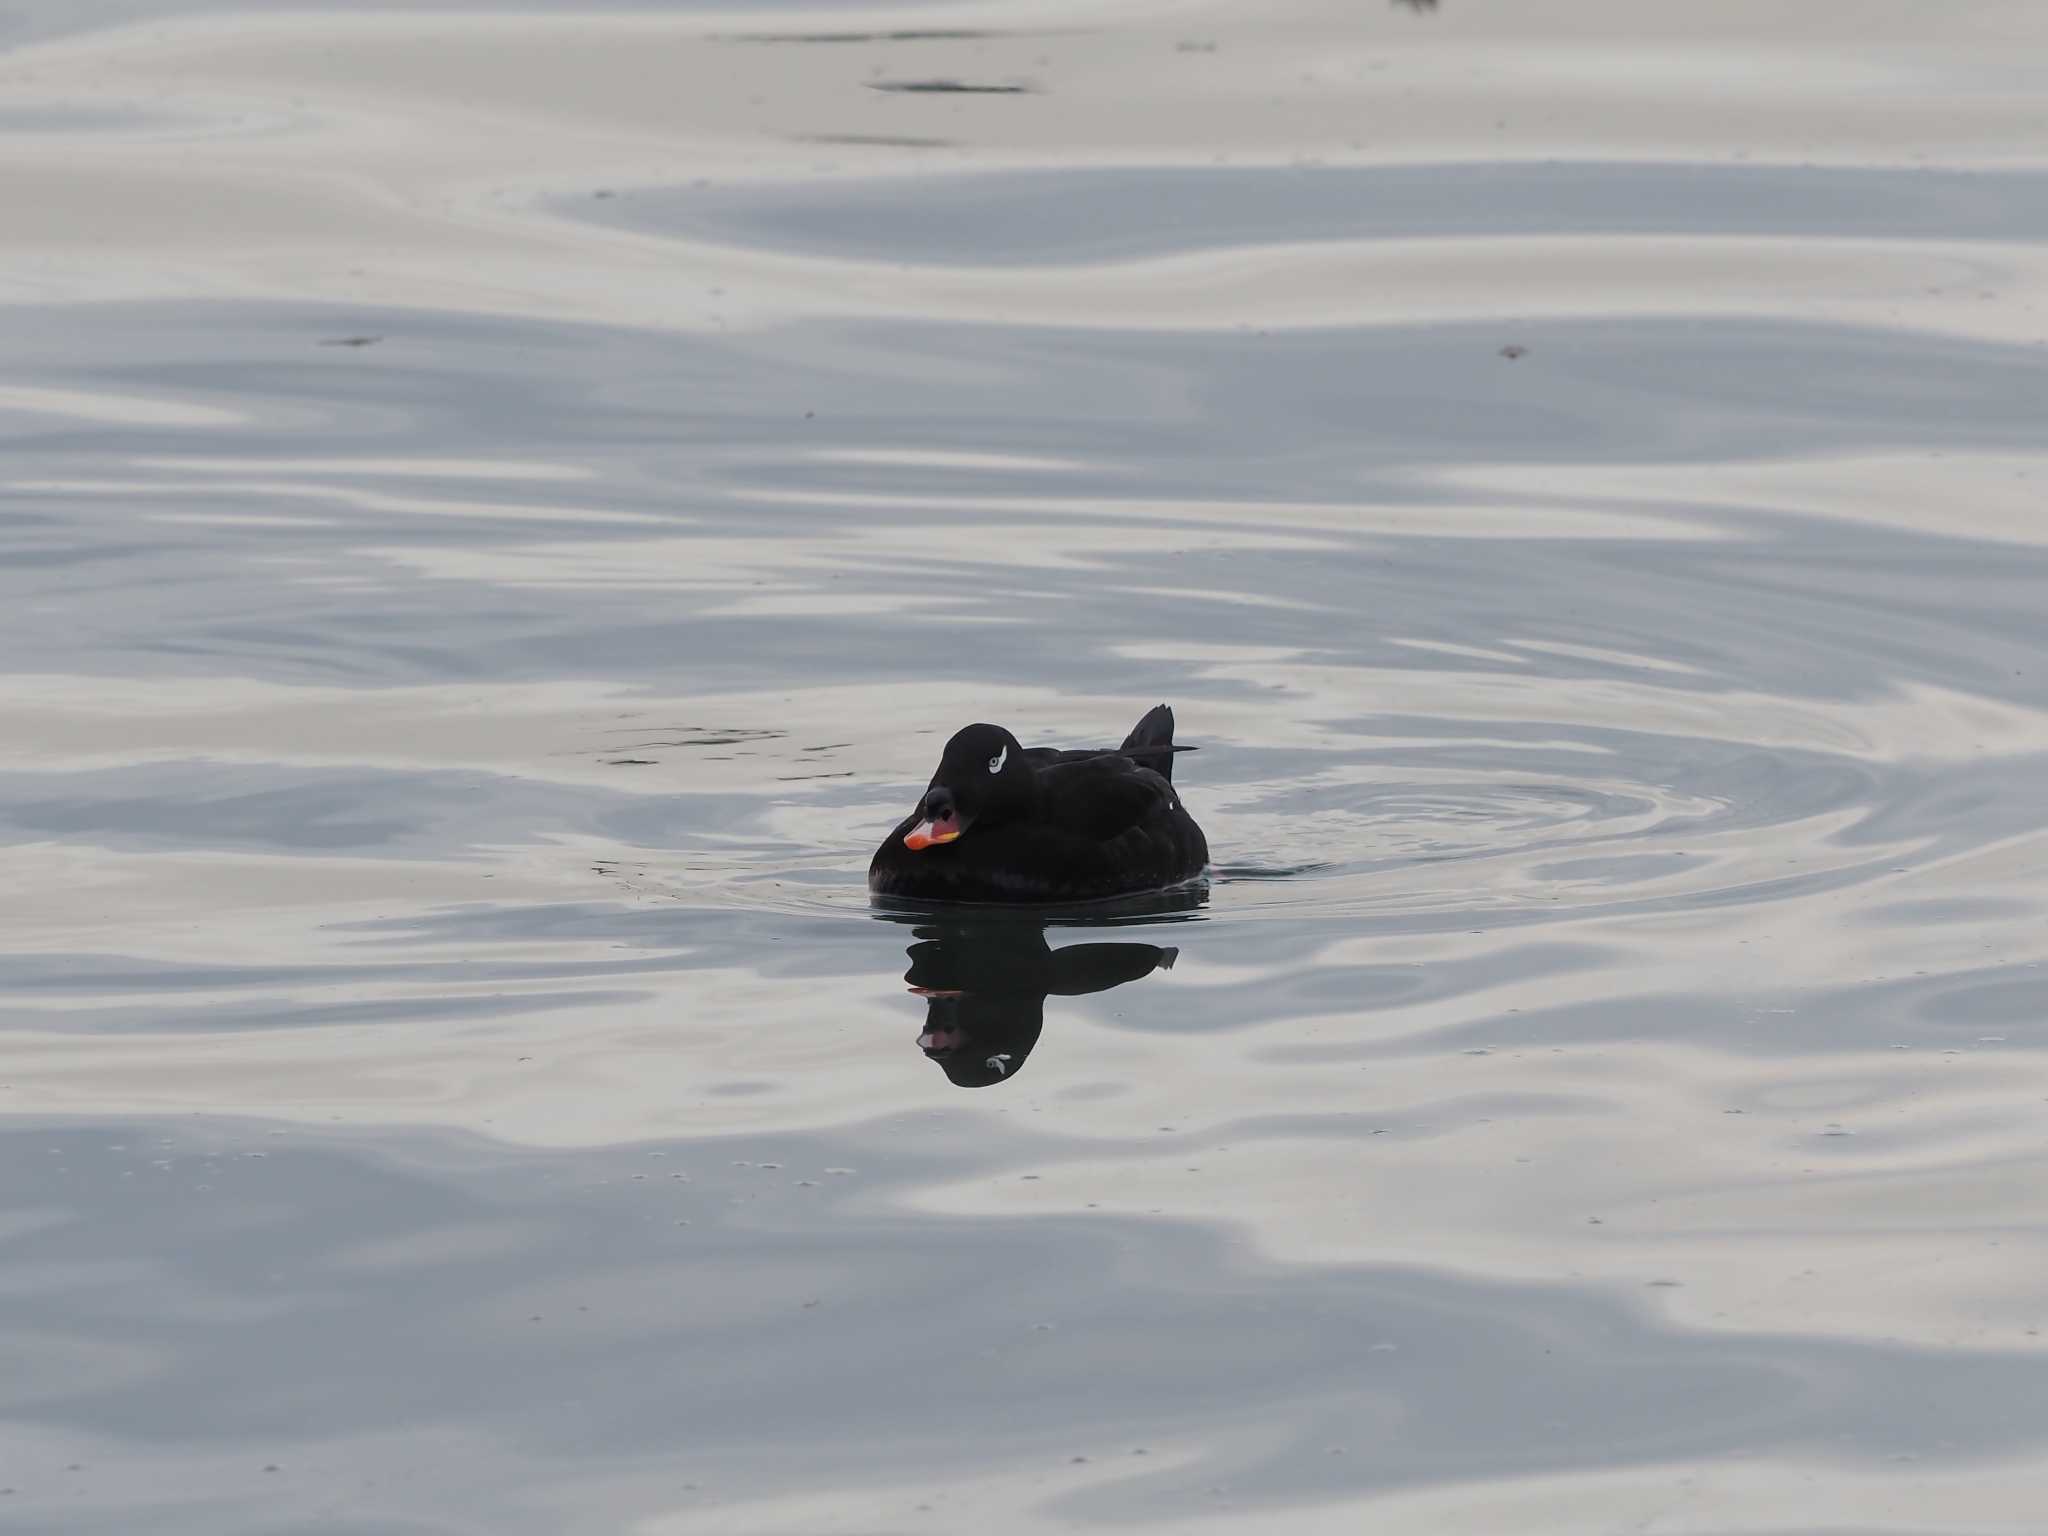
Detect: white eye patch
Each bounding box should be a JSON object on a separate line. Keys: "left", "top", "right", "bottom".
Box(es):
{"left": 987, "top": 744, "right": 1008, "bottom": 774}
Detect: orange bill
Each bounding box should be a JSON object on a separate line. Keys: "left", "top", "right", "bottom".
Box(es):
{"left": 903, "top": 814, "right": 962, "bottom": 850}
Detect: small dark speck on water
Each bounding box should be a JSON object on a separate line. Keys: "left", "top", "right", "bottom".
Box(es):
{"left": 318, "top": 336, "right": 382, "bottom": 347}
{"left": 606, "top": 758, "right": 657, "bottom": 766}
{"left": 866, "top": 80, "right": 1036, "bottom": 94}
{"left": 728, "top": 29, "right": 987, "bottom": 45}
{"left": 1499, "top": 344, "right": 1527, "bottom": 359}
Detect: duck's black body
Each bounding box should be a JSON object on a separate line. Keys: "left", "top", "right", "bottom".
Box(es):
{"left": 868, "top": 705, "right": 1209, "bottom": 905}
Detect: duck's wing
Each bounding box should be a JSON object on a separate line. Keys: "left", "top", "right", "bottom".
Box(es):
{"left": 1023, "top": 700, "right": 1192, "bottom": 781}
{"left": 1036, "top": 754, "right": 1179, "bottom": 843}
{"left": 1021, "top": 745, "right": 1096, "bottom": 771}
{"left": 1023, "top": 743, "right": 1195, "bottom": 772}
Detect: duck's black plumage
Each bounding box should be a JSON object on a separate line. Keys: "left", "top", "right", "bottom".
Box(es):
{"left": 868, "top": 704, "right": 1209, "bottom": 904}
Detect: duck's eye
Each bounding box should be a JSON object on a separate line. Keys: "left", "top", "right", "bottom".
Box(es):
{"left": 987, "top": 745, "right": 1008, "bottom": 774}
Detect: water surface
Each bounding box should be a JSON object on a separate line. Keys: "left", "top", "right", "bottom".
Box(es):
{"left": 5, "top": 2, "right": 2048, "bottom": 1531}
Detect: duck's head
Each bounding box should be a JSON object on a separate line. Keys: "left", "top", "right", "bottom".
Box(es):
{"left": 903, "top": 723, "right": 1028, "bottom": 850}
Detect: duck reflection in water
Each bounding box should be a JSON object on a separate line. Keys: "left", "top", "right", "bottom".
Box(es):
{"left": 900, "top": 920, "right": 1178, "bottom": 1088}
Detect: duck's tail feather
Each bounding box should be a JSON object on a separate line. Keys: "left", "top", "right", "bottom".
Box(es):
{"left": 1120, "top": 703, "right": 1188, "bottom": 782}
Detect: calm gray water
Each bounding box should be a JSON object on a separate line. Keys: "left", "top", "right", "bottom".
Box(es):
{"left": 7, "top": 2, "right": 2048, "bottom": 1531}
